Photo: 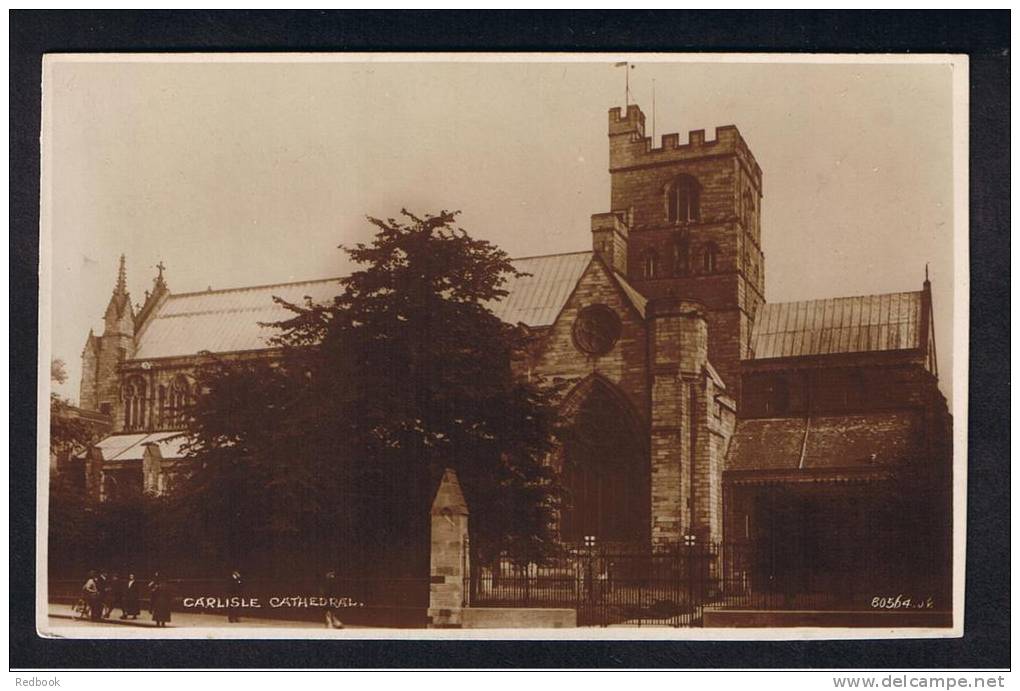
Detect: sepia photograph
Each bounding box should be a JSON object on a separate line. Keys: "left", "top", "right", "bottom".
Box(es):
{"left": 37, "top": 53, "right": 967, "bottom": 639}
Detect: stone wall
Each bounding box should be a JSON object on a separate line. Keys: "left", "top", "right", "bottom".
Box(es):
{"left": 530, "top": 256, "right": 650, "bottom": 424}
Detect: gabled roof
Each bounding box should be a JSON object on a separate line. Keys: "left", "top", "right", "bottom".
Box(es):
{"left": 133, "top": 279, "right": 344, "bottom": 360}
{"left": 131, "top": 252, "right": 594, "bottom": 361}
{"left": 725, "top": 410, "right": 924, "bottom": 473}
{"left": 747, "top": 291, "right": 923, "bottom": 361}
{"left": 489, "top": 251, "right": 593, "bottom": 326}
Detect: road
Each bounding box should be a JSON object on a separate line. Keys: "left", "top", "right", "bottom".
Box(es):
{"left": 45, "top": 604, "right": 353, "bottom": 630}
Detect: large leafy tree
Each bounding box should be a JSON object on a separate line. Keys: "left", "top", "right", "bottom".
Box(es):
{"left": 177, "top": 210, "right": 563, "bottom": 579}
{"left": 48, "top": 358, "right": 121, "bottom": 576}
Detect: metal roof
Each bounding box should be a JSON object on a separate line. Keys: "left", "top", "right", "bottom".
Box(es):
{"left": 748, "top": 291, "right": 922, "bottom": 360}
{"left": 94, "top": 433, "right": 149, "bottom": 460}
{"left": 133, "top": 278, "right": 343, "bottom": 360}
{"left": 94, "top": 431, "right": 188, "bottom": 461}
{"left": 132, "top": 252, "right": 594, "bottom": 360}
{"left": 488, "top": 252, "right": 593, "bottom": 326}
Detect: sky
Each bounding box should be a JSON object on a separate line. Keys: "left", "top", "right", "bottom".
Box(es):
{"left": 42, "top": 56, "right": 959, "bottom": 403}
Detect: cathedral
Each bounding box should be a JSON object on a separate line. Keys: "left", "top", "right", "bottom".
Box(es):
{"left": 76, "top": 103, "right": 953, "bottom": 594}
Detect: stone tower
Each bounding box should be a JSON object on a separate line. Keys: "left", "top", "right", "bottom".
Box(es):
{"left": 596, "top": 104, "right": 765, "bottom": 402}
{"left": 80, "top": 254, "right": 136, "bottom": 426}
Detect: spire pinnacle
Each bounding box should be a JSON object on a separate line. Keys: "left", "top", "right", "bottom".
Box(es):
{"left": 154, "top": 260, "right": 167, "bottom": 290}
{"left": 115, "top": 254, "right": 128, "bottom": 296}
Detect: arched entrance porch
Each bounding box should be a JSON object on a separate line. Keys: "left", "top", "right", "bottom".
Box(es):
{"left": 558, "top": 375, "right": 649, "bottom": 547}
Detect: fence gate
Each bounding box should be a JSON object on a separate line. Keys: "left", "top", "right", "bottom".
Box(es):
{"left": 469, "top": 543, "right": 718, "bottom": 628}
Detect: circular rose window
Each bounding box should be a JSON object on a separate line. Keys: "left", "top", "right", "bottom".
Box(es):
{"left": 572, "top": 304, "right": 622, "bottom": 356}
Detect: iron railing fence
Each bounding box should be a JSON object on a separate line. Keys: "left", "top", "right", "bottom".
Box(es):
{"left": 469, "top": 540, "right": 950, "bottom": 626}
{"left": 469, "top": 542, "right": 717, "bottom": 627}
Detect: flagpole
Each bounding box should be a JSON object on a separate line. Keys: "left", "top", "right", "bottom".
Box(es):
{"left": 614, "top": 61, "right": 633, "bottom": 110}
{"left": 652, "top": 78, "right": 656, "bottom": 141}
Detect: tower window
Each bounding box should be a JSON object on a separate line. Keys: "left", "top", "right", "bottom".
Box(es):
{"left": 702, "top": 242, "right": 719, "bottom": 273}
{"left": 666, "top": 175, "right": 700, "bottom": 224}
{"left": 642, "top": 249, "right": 660, "bottom": 279}
{"left": 673, "top": 237, "right": 690, "bottom": 277}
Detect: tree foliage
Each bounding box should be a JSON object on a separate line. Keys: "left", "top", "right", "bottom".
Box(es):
{"left": 177, "top": 210, "right": 564, "bottom": 578}
{"left": 49, "top": 358, "right": 90, "bottom": 456}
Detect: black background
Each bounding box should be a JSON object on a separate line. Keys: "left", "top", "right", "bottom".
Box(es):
{"left": 10, "top": 10, "right": 1009, "bottom": 669}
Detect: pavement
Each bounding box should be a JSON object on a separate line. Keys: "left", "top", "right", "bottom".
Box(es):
{"left": 46, "top": 603, "right": 354, "bottom": 630}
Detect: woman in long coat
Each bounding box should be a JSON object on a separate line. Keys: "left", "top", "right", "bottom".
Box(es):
{"left": 149, "top": 574, "right": 173, "bottom": 628}
{"left": 121, "top": 573, "right": 141, "bottom": 619}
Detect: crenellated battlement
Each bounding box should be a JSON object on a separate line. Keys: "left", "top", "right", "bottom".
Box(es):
{"left": 608, "top": 104, "right": 646, "bottom": 137}
{"left": 608, "top": 105, "right": 761, "bottom": 190}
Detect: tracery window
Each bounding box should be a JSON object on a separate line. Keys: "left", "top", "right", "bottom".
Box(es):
{"left": 666, "top": 175, "right": 700, "bottom": 224}
{"left": 157, "top": 385, "right": 167, "bottom": 429}
{"left": 123, "top": 375, "right": 147, "bottom": 431}
{"left": 168, "top": 374, "right": 191, "bottom": 428}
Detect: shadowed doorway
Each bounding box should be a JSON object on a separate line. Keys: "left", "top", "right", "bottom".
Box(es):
{"left": 560, "top": 377, "right": 649, "bottom": 546}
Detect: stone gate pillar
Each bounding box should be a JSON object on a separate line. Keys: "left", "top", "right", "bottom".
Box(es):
{"left": 427, "top": 468, "right": 470, "bottom": 628}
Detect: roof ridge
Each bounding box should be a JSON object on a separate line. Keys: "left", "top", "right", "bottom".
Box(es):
{"left": 169, "top": 276, "right": 345, "bottom": 300}
{"left": 165, "top": 251, "right": 591, "bottom": 299}
{"left": 509, "top": 249, "right": 592, "bottom": 262}
{"left": 763, "top": 289, "right": 921, "bottom": 308}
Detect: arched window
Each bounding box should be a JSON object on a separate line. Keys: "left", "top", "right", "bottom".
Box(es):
{"left": 742, "top": 189, "right": 755, "bottom": 227}
{"left": 666, "top": 175, "right": 700, "bottom": 224}
{"left": 642, "top": 248, "right": 660, "bottom": 279}
{"left": 673, "top": 237, "right": 690, "bottom": 277}
{"left": 157, "top": 385, "right": 167, "bottom": 429}
{"left": 123, "top": 376, "right": 146, "bottom": 431}
{"left": 702, "top": 242, "right": 719, "bottom": 273}
{"left": 168, "top": 374, "right": 191, "bottom": 428}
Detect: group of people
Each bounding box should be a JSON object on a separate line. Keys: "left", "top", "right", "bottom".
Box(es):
{"left": 78, "top": 571, "right": 172, "bottom": 627}
{"left": 75, "top": 568, "right": 347, "bottom": 629}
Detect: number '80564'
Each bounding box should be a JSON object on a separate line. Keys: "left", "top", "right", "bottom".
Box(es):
{"left": 871, "top": 595, "right": 934, "bottom": 609}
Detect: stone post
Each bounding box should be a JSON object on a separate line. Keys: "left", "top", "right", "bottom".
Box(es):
{"left": 142, "top": 443, "right": 163, "bottom": 495}
{"left": 427, "top": 468, "right": 470, "bottom": 628}
{"left": 85, "top": 447, "right": 104, "bottom": 502}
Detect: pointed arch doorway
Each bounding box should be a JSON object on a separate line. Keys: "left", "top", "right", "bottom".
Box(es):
{"left": 560, "top": 376, "right": 650, "bottom": 546}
